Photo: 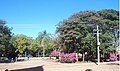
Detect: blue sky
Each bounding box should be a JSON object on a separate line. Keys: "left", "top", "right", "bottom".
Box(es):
{"left": 0, "top": 0, "right": 119, "bottom": 39}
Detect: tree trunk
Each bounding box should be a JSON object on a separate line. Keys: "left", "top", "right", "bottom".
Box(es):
{"left": 82, "top": 53, "right": 85, "bottom": 62}
{"left": 38, "top": 51, "right": 39, "bottom": 57}
{"left": 76, "top": 53, "right": 78, "bottom": 62}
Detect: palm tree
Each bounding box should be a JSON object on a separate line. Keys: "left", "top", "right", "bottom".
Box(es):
{"left": 37, "top": 30, "right": 51, "bottom": 57}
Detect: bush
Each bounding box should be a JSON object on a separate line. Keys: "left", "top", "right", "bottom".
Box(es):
{"left": 49, "top": 50, "right": 60, "bottom": 59}
{"left": 60, "top": 53, "right": 77, "bottom": 63}
{"left": 105, "top": 53, "right": 117, "bottom": 61}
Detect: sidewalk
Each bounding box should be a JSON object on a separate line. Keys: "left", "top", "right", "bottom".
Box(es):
{"left": 101, "top": 61, "right": 120, "bottom": 65}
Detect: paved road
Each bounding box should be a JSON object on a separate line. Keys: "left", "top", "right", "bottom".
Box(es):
{"left": 0, "top": 60, "right": 119, "bottom": 71}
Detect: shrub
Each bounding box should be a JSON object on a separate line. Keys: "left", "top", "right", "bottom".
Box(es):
{"left": 49, "top": 50, "right": 60, "bottom": 57}
{"left": 105, "top": 53, "right": 117, "bottom": 61}
{"left": 60, "top": 53, "right": 77, "bottom": 63}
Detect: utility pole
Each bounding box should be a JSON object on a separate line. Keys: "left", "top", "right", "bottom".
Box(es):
{"left": 97, "top": 25, "right": 100, "bottom": 65}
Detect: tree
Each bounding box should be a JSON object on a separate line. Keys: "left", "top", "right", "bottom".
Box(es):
{"left": 56, "top": 21, "right": 83, "bottom": 53}
{"left": 36, "top": 30, "right": 55, "bottom": 57}
{"left": 56, "top": 9, "right": 119, "bottom": 62}
{"left": 11, "top": 34, "right": 32, "bottom": 56}
{"left": 0, "top": 19, "right": 17, "bottom": 59}
{"left": 100, "top": 31, "right": 115, "bottom": 54}
{"left": 56, "top": 20, "right": 96, "bottom": 61}
{"left": 27, "top": 39, "right": 39, "bottom": 57}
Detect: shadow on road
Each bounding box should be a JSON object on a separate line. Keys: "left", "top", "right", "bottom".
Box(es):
{"left": 85, "top": 69, "right": 92, "bottom": 71}
{"left": 9, "top": 66, "right": 44, "bottom": 71}
{"left": 0, "top": 59, "right": 25, "bottom": 63}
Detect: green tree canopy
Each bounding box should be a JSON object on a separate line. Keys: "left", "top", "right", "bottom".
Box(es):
{"left": 0, "top": 19, "right": 16, "bottom": 58}
{"left": 56, "top": 9, "right": 119, "bottom": 61}
{"left": 11, "top": 34, "right": 32, "bottom": 54}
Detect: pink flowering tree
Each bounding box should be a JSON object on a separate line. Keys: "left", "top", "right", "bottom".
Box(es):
{"left": 60, "top": 53, "right": 77, "bottom": 63}
{"left": 49, "top": 50, "right": 61, "bottom": 59}
{"left": 105, "top": 53, "right": 117, "bottom": 61}
{"left": 49, "top": 50, "right": 77, "bottom": 63}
